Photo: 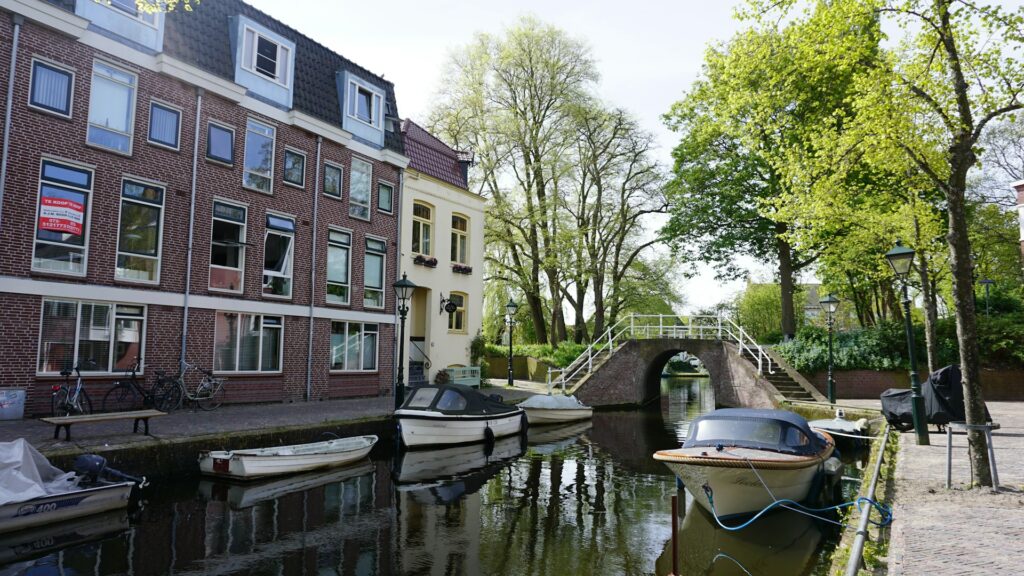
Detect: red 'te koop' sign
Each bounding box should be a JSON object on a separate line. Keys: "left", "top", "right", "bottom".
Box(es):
{"left": 39, "top": 196, "right": 84, "bottom": 236}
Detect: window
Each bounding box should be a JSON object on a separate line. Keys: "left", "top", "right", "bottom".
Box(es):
{"left": 29, "top": 60, "right": 73, "bottom": 117}
{"left": 330, "top": 322, "right": 378, "bottom": 371}
{"left": 116, "top": 180, "right": 164, "bottom": 282}
{"left": 407, "top": 387, "right": 437, "bottom": 408}
{"left": 33, "top": 160, "right": 92, "bottom": 275}
{"left": 148, "top": 102, "right": 180, "bottom": 149}
{"left": 242, "top": 27, "right": 291, "bottom": 87}
{"left": 349, "top": 158, "right": 371, "bottom": 220}
{"left": 210, "top": 201, "right": 246, "bottom": 292}
{"left": 108, "top": 0, "right": 156, "bottom": 25}
{"left": 363, "top": 237, "right": 386, "bottom": 309}
{"left": 213, "top": 312, "right": 282, "bottom": 372}
{"left": 283, "top": 149, "right": 305, "bottom": 187}
{"left": 447, "top": 292, "right": 466, "bottom": 333}
{"left": 207, "top": 123, "right": 234, "bottom": 164}
{"left": 411, "top": 202, "right": 432, "bottom": 256}
{"left": 263, "top": 214, "right": 294, "bottom": 298}
{"left": 436, "top": 389, "right": 467, "bottom": 411}
{"left": 38, "top": 300, "right": 145, "bottom": 374}
{"left": 451, "top": 214, "right": 469, "bottom": 264}
{"left": 347, "top": 81, "right": 382, "bottom": 128}
{"left": 87, "top": 61, "right": 136, "bottom": 154}
{"left": 323, "top": 163, "right": 343, "bottom": 198}
{"left": 378, "top": 182, "right": 394, "bottom": 214}
{"left": 243, "top": 119, "right": 275, "bottom": 193}
{"left": 356, "top": 88, "right": 372, "bottom": 123}
{"left": 327, "top": 229, "right": 351, "bottom": 305}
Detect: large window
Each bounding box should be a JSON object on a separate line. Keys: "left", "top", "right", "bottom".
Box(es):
{"left": 213, "top": 312, "right": 282, "bottom": 372}
{"left": 347, "top": 81, "right": 382, "bottom": 128}
{"left": 29, "top": 60, "right": 73, "bottom": 117}
{"left": 323, "top": 163, "right": 343, "bottom": 198}
{"left": 364, "top": 237, "right": 386, "bottom": 309}
{"left": 210, "top": 201, "right": 246, "bottom": 292}
{"left": 330, "top": 322, "right": 378, "bottom": 371}
{"left": 447, "top": 292, "right": 466, "bottom": 333}
{"left": 207, "top": 122, "right": 234, "bottom": 164}
{"left": 283, "top": 148, "right": 305, "bottom": 187}
{"left": 38, "top": 299, "right": 145, "bottom": 374}
{"left": 327, "top": 229, "right": 351, "bottom": 305}
{"left": 116, "top": 180, "right": 164, "bottom": 282}
{"left": 243, "top": 119, "right": 275, "bottom": 193}
{"left": 378, "top": 182, "right": 394, "bottom": 214}
{"left": 411, "top": 202, "right": 432, "bottom": 256}
{"left": 34, "top": 160, "right": 92, "bottom": 275}
{"left": 87, "top": 61, "right": 136, "bottom": 154}
{"left": 451, "top": 214, "right": 469, "bottom": 264}
{"left": 148, "top": 102, "right": 180, "bottom": 150}
{"left": 349, "top": 158, "right": 372, "bottom": 220}
{"left": 242, "top": 27, "right": 291, "bottom": 87}
{"left": 263, "top": 214, "right": 294, "bottom": 298}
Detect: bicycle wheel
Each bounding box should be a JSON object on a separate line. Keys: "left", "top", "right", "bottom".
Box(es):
{"left": 77, "top": 389, "right": 93, "bottom": 415}
{"left": 157, "top": 383, "right": 183, "bottom": 412}
{"left": 52, "top": 388, "right": 70, "bottom": 417}
{"left": 196, "top": 379, "right": 224, "bottom": 411}
{"left": 102, "top": 384, "right": 138, "bottom": 412}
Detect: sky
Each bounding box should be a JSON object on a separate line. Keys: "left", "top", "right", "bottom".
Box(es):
{"left": 248, "top": 0, "right": 768, "bottom": 312}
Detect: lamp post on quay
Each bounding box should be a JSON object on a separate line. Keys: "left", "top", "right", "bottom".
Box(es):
{"left": 505, "top": 299, "right": 519, "bottom": 388}
{"left": 819, "top": 293, "right": 840, "bottom": 404}
{"left": 393, "top": 273, "right": 417, "bottom": 410}
{"left": 885, "top": 241, "right": 929, "bottom": 445}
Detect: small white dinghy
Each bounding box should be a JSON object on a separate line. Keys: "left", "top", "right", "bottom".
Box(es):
{"left": 520, "top": 394, "right": 593, "bottom": 425}
{"left": 198, "top": 435, "right": 378, "bottom": 479}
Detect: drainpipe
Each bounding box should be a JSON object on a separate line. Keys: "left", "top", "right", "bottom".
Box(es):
{"left": 0, "top": 15, "right": 23, "bottom": 231}
{"left": 305, "top": 136, "right": 323, "bottom": 401}
{"left": 393, "top": 168, "right": 404, "bottom": 402}
{"left": 180, "top": 87, "right": 203, "bottom": 370}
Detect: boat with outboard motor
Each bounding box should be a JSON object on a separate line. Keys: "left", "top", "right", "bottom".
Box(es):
{"left": 653, "top": 408, "right": 837, "bottom": 519}
{"left": 395, "top": 384, "right": 526, "bottom": 447}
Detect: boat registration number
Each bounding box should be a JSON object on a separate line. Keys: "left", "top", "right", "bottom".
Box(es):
{"left": 213, "top": 458, "right": 230, "bottom": 473}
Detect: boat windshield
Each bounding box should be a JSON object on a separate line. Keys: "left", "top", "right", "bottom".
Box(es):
{"left": 436, "top": 389, "right": 468, "bottom": 411}
{"left": 692, "top": 418, "right": 783, "bottom": 445}
{"left": 407, "top": 388, "right": 438, "bottom": 408}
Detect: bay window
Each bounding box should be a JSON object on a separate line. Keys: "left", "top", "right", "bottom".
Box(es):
{"left": 116, "top": 179, "right": 164, "bottom": 282}
{"left": 326, "top": 229, "right": 351, "bottom": 305}
{"left": 213, "top": 312, "right": 283, "bottom": 372}
{"left": 349, "top": 158, "right": 371, "bottom": 220}
{"left": 263, "top": 214, "right": 294, "bottom": 298}
{"left": 33, "top": 160, "right": 92, "bottom": 275}
{"left": 210, "top": 201, "right": 246, "bottom": 292}
{"left": 87, "top": 61, "right": 137, "bottom": 154}
{"left": 451, "top": 214, "right": 469, "bottom": 264}
{"left": 330, "top": 322, "right": 378, "bottom": 371}
{"left": 363, "top": 237, "right": 386, "bottom": 309}
{"left": 243, "top": 119, "right": 275, "bottom": 193}
{"left": 38, "top": 299, "right": 145, "bottom": 374}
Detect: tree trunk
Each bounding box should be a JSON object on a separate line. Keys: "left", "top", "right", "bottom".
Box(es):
{"left": 525, "top": 291, "right": 547, "bottom": 345}
{"left": 572, "top": 284, "right": 588, "bottom": 344}
{"left": 916, "top": 257, "right": 940, "bottom": 374}
{"left": 776, "top": 225, "right": 797, "bottom": 340}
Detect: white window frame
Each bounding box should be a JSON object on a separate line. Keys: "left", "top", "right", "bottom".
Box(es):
{"left": 262, "top": 211, "right": 295, "bottom": 299}
{"left": 206, "top": 121, "right": 235, "bottom": 165}
{"left": 411, "top": 201, "right": 433, "bottom": 257}
{"left": 209, "top": 198, "right": 247, "bottom": 294}
{"left": 242, "top": 118, "right": 276, "bottom": 194}
{"left": 146, "top": 99, "right": 182, "bottom": 151}
{"left": 349, "top": 157, "right": 372, "bottom": 221}
{"left": 36, "top": 299, "right": 148, "bottom": 376}
{"left": 377, "top": 180, "right": 395, "bottom": 214}
{"left": 32, "top": 157, "right": 94, "bottom": 277}
{"left": 105, "top": 0, "right": 158, "bottom": 27}
{"left": 363, "top": 235, "right": 387, "bottom": 310}
{"left": 447, "top": 291, "right": 467, "bottom": 334}
{"left": 346, "top": 79, "right": 383, "bottom": 129}
{"left": 86, "top": 59, "right": 138, "bottom": 156}
{"left": 114, "top": 176, "right": 165, "bottom": 284}
{"left": 213, "top": 311, "right": 284, "bottom": 374}
{"left": 329, "top": 321, "right": 379, "bottom": 372}
{"left": 326, "top": 227, "right": 352, "bottom": 306}
{"left": 323, "top": 161, "right": 344, "bottom": 199}
{"left": 241, "top": 25, "right": 292, "bottom": 88}
{"left": 451, "top": 213, "right": 469, "bottom": 265}
{"left": 282, "top": 147, "right": 306, "bottom": 188}
{"left": 27, "top": 57, "right": 75, "bottom": 119}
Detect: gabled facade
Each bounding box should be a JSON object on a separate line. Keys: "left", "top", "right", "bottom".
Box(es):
{"left": 0, "top": 0, "right": 409, "bottom": 414}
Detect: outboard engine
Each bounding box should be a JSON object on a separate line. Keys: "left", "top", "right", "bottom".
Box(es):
{"left": 74, "top": 454, "right": 147, "bottom": 487}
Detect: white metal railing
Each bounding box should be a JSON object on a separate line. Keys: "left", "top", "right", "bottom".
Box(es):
{"left": 547, "top": 314, "right": 775, "bottom": 392}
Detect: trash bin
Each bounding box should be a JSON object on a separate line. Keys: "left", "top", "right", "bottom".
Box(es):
{"left": 0, "top": 388, "right": 26, "bottom": 420}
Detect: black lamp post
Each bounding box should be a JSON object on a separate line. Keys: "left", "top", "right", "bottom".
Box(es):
{"left": 885, "top": 241, "right": 929, "bottom": 445}
{"left": 979, "top": 278, "right": 995, "bottom": 316}
{"left": 819, "top": 293, "right": 840, "bottom": 404}
{"left": 393, "top": 273, "right": 417, "bottom": 409}
{"left": 505, "top": 298, "right": 518, "bottom": 388}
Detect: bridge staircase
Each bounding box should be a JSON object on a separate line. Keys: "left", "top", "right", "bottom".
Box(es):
{"left": 739, "top": 349, "right": 816, "bottom": 402}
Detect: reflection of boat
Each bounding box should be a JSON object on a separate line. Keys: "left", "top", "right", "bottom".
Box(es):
{"left": 520, "top": 394, "right": 593, "bottom": 425}
{"left": 198, "top": 435, "right": 378, "bottom": 479}
{"left": 526, "top": 420, "right": 592, "bottom": 455}
{"left": 198, "top": 459, "right": 375, "bottom": 509}
{"left": 653, "top": 409, "right": 835, "bottom": 518}
{"left": 0, "top": 509, "right": 128, "bottom": 565}
{"left": 396, "top": 384, "right": 525, "bottom": 447}
{"left": 394, "top": 435, "right": 523, "bottom": 484}
{"left": 654, "top": 491, "right": 823, "bottom": 576}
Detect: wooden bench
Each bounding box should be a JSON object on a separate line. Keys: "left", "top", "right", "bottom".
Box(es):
{"left": 40, "top": 409, "right": 167, "bottom": 441}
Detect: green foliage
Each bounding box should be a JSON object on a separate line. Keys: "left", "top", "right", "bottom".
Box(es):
{"left": 483, "top": 342, "right": 592, "bottom": 368}
{"left": 735, "top": 284, "right": 807, "bottom": 343}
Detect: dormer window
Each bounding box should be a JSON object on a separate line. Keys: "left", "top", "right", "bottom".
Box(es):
{"left": 356, "top": 88, "right": 373, "bottom": 123}
{"left": 243, "top": 27, "right": 291, "bottom": 87}
{"left": 108, "top": 0, "right": 156, "bottom": 25}
{"left": 347, "top": 80, "right": 382, "bottom": 128}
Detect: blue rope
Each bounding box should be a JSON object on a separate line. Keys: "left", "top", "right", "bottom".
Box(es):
{"left": 702, "top": 484, "right": 893, "bottom": 531}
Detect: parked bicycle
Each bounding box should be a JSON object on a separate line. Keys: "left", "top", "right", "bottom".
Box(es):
{"left": 155, "top": 361, "right": 225, "bottom": 412}
{"left": 51, "top": 360, "right": 96, "bottom": 417}
{"left": 101, "top": 357, "right": 167, "bottom": 412}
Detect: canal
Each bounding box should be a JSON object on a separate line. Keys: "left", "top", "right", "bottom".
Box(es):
{"left": 1, "top": 377, "right": 863, "bottom": 575}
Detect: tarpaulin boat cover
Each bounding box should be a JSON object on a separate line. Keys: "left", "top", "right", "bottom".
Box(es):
{"left": 400, "top": 384, "right": 520, "bottom": 415}
{"left": 682, "top": 408, "right": 829, "bottom": 456}
{"left": 880, "top": 365, "right": 991, "bottom": 430}
{"left": 0, "top": 438, "right": 77, "bottom": 506}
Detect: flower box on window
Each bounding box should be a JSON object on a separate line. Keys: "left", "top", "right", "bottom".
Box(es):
{"left": 414, "top": 255, "right": 438, "bottom": 268}
{"left": 452, "top": 264, "right": 473, "bottom": 275}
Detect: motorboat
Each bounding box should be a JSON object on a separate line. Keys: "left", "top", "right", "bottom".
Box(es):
{"left": 653, "top": 409, "right": 836, "bottom": 519}
{"left": 810, "top": 409, "right": 870, "bottom": 450}
{"left": 395, "top": 384, "right": 526, "bottom": 447}
{"left": 198, "top": 435, "right": 378, "bottom": 479}
{"left": 519, "top": 394, "right": 593, "bottom": 425}
{"left": 199, "top": 460, "right": 375, "bottom": 508}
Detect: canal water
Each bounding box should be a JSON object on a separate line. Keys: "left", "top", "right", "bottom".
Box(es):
{"left": 0, "top": 377, "right": 865, "bottom": 576}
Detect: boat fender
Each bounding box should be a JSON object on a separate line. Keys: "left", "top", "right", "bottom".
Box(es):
{"left": 715, "top": 444, "right": 724, "bottom": 452}
{"left": 519, "top": 412, "right": 529, "bottom": 435}
{"left": 484, "top": 425, "right": 495, "bottom": 444}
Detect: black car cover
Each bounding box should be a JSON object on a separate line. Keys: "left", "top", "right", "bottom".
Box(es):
{"left": 881, "top": 365, "right": 991, "bottom": 430}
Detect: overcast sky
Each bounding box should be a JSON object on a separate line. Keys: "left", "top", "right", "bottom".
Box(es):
{"left": 249, "top": 0, "right": 768, "bottom": 312}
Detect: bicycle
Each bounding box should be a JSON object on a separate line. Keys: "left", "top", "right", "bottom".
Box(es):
{"left": 101, "top": 358, "right": 167, "bottom": 412}
{"left": 51, "top": 360, "right": 96, "bottom": 417}
{"left": 155, "top": 361, "right": 226, "bottom": 412}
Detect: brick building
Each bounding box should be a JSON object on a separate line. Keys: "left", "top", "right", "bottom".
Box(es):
{"left": 0, "top": 0, "right": 409, "bottom": 414}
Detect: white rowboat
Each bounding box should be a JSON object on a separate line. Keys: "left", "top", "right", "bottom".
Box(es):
{"left": 0, "top": 481, "right": 133, "bottom": 535}
{"left": 198, "top": 435, "right": 378, "bottom": 479}
{"left": 520, "top": 394, "right": 593, "bottom": 425}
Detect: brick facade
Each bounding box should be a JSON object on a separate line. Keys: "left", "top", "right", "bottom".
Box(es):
{"left": 0, "top": 4, "right": 404, "bottom": 415}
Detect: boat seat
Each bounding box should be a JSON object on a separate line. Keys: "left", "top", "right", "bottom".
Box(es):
{"left": 40, "top": 409, "right": 166, "bottom": 442}
{"left": 946, "top": 421, "right": 1001, "bottom": 491}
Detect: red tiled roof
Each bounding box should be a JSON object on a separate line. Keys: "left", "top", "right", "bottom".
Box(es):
{"left": 401, "top": 120, "right": 468, "bottom": 190}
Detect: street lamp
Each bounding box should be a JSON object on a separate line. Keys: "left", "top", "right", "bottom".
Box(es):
{"left": 393, "top": 273, "right": 417, "bottom": 409}
{"left": 884, "top": 241, "right": 929, "bottom": 445}
{"left": 979, "top": 278, "right": 995, "bottom": 316}
{"left": 505, "top": 298, "right": 519, "bottom": 388}
{"left": 819, "top": 293, "right": 840, "bottom": 404}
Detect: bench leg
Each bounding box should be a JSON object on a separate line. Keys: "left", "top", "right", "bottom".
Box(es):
{"left": 133, "top": 417, "right": 150, "bottom": 435}
{"left": 53, "top": 424, "right": 70, "bottom": 442}
{"left": 986, "top": 429, "right": 999, "bottom": 491}
{"left": 946, "top": 426, "right": 952, "bottom": 489}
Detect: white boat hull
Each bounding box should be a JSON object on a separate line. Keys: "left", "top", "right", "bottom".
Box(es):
{"left": 523, "top": 406, "right": 593, "bottom": 425}
{"left": 396, "top": 409, "right": 524, "bottom": 447}
{"left": 0, "top": 482, "right": 133, "bottom": 535}
{"left": 198, "top": 435, "right": 378, "bottom": 479}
